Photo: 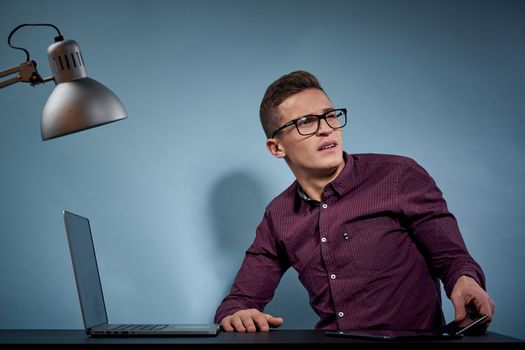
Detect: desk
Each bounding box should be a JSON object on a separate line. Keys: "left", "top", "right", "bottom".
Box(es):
{"left": 0, "top": 329, "right": 523, "bottom": 347}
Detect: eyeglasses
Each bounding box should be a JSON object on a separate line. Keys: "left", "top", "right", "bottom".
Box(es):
{"left": 271, "top": 108, "right": 348, "bottom": 138}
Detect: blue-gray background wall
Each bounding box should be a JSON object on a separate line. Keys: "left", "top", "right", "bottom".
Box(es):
{"left": 1, "top": 0, "right": 523, "bottom": 339}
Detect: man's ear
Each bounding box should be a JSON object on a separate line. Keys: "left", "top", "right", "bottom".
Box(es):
{"left": 266, "top": 138, "right": 286, "bottom": 158}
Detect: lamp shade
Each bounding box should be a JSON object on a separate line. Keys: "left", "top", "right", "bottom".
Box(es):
{"left": 41, "top": 38, "right": 126, "bottom": 140}
{"left": 41, "top": 77, "right": 127, "bottom": 140}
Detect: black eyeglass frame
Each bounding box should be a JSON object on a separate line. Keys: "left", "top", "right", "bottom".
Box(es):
{"left": 271, "top": 108, "right": 348, "bottom": 138}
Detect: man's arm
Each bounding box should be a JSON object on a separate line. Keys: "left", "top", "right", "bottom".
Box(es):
{"left": 397, "top": 158, "right": 495, "bottom": 321}
{"left": 214, "top": 209, "right": 289, "bottom": 332}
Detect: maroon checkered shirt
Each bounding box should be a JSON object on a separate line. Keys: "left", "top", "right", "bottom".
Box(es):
{"left": 215, "top": 152, "right": 485, "bottom": 330}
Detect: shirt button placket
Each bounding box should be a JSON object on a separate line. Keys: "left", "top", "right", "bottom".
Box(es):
{"left": 321, "top": 200, "right": 343, "bottom": 324}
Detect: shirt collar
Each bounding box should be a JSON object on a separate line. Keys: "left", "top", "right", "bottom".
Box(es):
{"left": 297, "top": 184, "right": 315, "bottom": 202}
{"left": 330, "top": 151, "right": 354, "bottom": 198}
{"left": 295, "top": 151, "right": 355, "bottom": 206}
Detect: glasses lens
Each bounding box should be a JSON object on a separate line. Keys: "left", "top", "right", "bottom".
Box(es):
{"left": 325, "top": 109, "right": 346, "bottom": 129}
{"left": 296, "top": 115, "right": 320, "bottom": 135}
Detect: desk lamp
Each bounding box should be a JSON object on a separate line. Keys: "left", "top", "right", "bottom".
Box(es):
{"left": 0, "top": 23, "right": 127, "bottom": 140}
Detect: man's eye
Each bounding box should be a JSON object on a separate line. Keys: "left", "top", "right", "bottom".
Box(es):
{"left": 325, "top": 112, "right": 337, "bottom": 120}
{"left": 298, "top": 116, "right": 316, "bottom": 126}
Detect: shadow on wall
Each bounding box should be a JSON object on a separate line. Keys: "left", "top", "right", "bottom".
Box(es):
{"left": 209, "top": 170, "right": 265, "bottom": 291}
{"left": 209, "top": 170, "right": 318, "bottom": 329}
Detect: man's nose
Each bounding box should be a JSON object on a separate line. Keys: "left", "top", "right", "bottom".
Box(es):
{"left": 316, "top": 118, "right": 333, "bottom": 135}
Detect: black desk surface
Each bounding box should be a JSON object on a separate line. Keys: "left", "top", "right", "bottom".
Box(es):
{"left": 1, "top": 329, "right": 523, "bottom": 347}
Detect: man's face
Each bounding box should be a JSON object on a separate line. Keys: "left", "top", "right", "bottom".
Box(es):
{"left": 267, "top": 88, "right": 344, "bottom": 178}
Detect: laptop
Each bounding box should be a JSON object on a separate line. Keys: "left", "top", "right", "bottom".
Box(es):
{"left": 63, "top": 210, "right": 220, "bottom": 336}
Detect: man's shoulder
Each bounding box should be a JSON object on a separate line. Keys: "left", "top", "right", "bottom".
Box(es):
{"left": 350, "top": 153, "right": 433, "bottom": 182}
{"left": 351, "top": 152, "right": 419, "bottom": 169}
{"left": 265, "top": 181, "right": 297, "bottom": 211}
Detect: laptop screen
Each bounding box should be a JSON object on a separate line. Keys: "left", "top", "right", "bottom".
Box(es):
{"left": 64, "top": 211, "right": 108, "bottom": 331}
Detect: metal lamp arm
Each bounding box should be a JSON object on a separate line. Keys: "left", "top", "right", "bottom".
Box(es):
{"left": 0, "top": 60, "right": 54, "bottom": 89}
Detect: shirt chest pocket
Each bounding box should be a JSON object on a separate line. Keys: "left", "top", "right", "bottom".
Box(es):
{"left": 344, "top": 218, "right": 405, "bottom": 272}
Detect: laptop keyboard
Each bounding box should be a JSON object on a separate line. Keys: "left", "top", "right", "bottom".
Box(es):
{"left": 108, "top": 324, "right": 168, "bottom": 331}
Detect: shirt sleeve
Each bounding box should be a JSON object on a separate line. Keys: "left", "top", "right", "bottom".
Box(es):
{"left": 214, "top": 208, "right": 289, "bottom": 324}
{"left": 396, "top": 158, "right": 486, "bottom": 298}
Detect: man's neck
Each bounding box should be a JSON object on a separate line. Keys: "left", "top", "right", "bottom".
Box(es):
{"left": 294, "top": 161, "right": 345, "bottom": 202}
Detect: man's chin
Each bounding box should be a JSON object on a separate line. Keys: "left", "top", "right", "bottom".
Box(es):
{"left": 318, "top": 150, "right": 344, "bottom": 165}
{"left": 314, "top": 153, "right": 344, "bottom": 173}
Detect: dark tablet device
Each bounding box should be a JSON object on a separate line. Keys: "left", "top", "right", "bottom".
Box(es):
{"left": 441, "top": 313, "right": 488, "bottom": 335}
{"left": 325, "top": 314, "right": 488, "bottom": 340}
{"left": 325, "top": 329, "right": 463, "bottom": 340}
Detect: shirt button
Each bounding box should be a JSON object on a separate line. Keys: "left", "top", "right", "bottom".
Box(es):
{"left": 321, "top": 237, "right": 327, "bottom": 243}
{"left": 322, "top": 203, "right": 328, "bottom": 209}
{"left": 330, "top": 274, "right": 336, "bottom": 280}
{"left": 338, "top": 312, "right": 344, "bottom": 318}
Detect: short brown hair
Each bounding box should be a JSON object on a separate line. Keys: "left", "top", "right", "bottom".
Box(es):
{"left": 259, "top": 70, "right": 325, "bottom": 138}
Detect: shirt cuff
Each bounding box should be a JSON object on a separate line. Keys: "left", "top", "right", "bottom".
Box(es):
{"left": 444, "top": 269, "right": 485, "bottom": 298}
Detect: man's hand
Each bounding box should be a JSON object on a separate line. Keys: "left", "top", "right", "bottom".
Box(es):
{"left": 451, "top": 275, "right": 496, "bottom": 326}
{"left": 219, "top": 308, "right": 284, "bottom": 332}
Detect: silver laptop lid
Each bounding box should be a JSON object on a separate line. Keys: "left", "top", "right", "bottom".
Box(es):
{"left": 64, "top": 210, "right": 108, "bottom": 332}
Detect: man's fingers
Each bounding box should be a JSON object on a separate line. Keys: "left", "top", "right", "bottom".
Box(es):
{"left": 240, "top": 312, "right": 258, "bottom": 332}
{"left": 220, "top": 315, "right": 242, "bottom": 332}
{"left": 253, "top": 313, "right": 271, "bottom": 332}
{"left": 452, "top": 294, "right": 467, "bottom": 322}
{"left": 219, "top": 317, "right": 235, "bottom": 332}
{"left": 264, "top": 313, "right": 284, "bottom": 328}
{"left": 231, "top": 316, "right": 247, "bottom": 332}
{"left": 478, "top": 297, "right": 496, "bottom": 322}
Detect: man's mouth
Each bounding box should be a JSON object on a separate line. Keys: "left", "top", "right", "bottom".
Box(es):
{"left": 318, "top": 141, "right": 337, "bottom": 151}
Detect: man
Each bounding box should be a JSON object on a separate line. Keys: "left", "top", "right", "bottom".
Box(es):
{"left": 214, "top": 70, "right": 495, "bottom": 332}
